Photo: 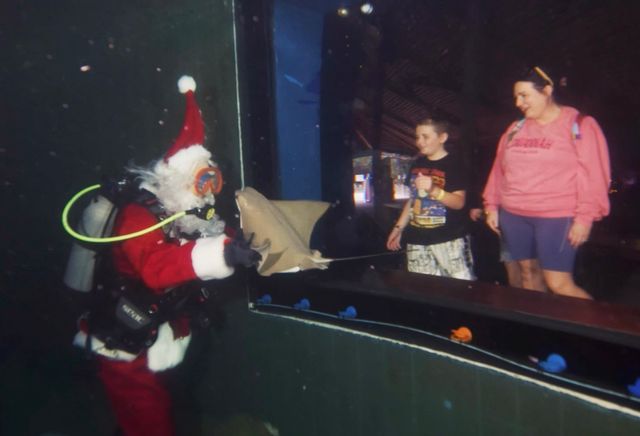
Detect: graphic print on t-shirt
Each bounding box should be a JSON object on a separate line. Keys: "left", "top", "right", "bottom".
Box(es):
{"left": 409, "top": 167, "right": 446, "bottom": 228}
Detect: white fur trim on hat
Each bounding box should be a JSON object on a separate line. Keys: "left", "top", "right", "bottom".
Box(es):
{"left": 192, "top": 234, "right": 235, "bottom": 280}
{"left": 164, "top": 144, "right": 211, "bottom": 172}
{"left": 147, "top": 322, "right": 191, "bottom": 372}
{"left": 178, "top": 75, "right": 196, "bottom": 94}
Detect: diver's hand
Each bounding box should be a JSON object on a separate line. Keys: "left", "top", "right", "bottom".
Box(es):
{"left": 223, "top": 230, "right": 262, "bottom": 267}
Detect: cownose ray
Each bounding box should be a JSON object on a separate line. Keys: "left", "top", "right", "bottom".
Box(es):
{"left": 235, "top": 187, "right": 332, "bottom": 276}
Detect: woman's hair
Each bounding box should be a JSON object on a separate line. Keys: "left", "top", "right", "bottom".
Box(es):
{"left": 416, "top": 118, "right": 449, "bottom": 135}
{"left": 516, "top": 65, "right": 554, "bottom": 91}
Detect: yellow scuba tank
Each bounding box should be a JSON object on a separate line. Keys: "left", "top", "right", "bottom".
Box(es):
{"left": 63, "top": 194, "right": 117, "bottom": 292}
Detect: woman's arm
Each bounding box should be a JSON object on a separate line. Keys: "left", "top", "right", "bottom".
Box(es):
{"left": 483, "top": 129, "right": 512, "bottom": 234}
{"left": 570, "top": 115, "right": 611, "bottom": 247}
{"left": 574, "top": 116, "right": 611, "bottom": 226}
{"left": 482, "top": 131, "right": 510, "bottom": 214}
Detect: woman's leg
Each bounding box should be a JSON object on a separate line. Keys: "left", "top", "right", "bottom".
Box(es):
{"left": 533, "top": 216, "right": 590, "bottom": 299}
{"left": 543, "top": 270, "right": 592, "bottom": 299}
{"left": 503, "top": 260, "right": 522, "bottom": 287}
{"left": 499, "top": 210, "right": 539, "bottom": 289}
{"left": 517, "top": 259, "right": 546, "bottom": 291}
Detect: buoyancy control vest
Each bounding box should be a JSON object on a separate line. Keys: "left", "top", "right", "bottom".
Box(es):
{"left": 64, "top": 177, "right": 212, "bottom": 354}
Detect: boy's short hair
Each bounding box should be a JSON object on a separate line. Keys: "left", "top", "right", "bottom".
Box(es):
{"left": 416, "top": 118, "right": 449, "bottom": 136}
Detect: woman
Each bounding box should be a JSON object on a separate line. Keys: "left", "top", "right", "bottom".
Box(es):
{"left": 483, "top": 66, "right": 610, "bottom": 299}
{"left": 387, "top": 118, "right": 474, "bottom": 280}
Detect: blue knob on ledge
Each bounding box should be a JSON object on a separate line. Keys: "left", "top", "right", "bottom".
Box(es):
{"left": 256, "top": 294, "right": 272, "bottom": 305}
{"left": 294, "top": 298, "right": 311, "bottom": 310}
{"left": 338, "top": 305, "right": 357, "bottom": 319}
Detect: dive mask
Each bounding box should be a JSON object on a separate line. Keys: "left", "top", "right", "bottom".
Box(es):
{"left": 194, "top": 166, "right": 223, "bottom": 196}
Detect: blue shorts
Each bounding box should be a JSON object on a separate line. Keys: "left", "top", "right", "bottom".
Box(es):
{"left": 498, "top": 238, "right": 513, "bottom": 263}
{"left": 499, "top": 209, "right": 576, "bottom": 272}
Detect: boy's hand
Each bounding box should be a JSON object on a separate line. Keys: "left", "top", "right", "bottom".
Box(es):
{"left": 414, "top": 173, "right": 433, "bottom": 193}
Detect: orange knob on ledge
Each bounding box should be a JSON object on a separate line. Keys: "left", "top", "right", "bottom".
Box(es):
{"left": 450, "top": 326, "right": 473, "bottom": 343}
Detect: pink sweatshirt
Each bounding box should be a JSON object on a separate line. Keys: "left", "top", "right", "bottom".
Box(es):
{"left": 483, "top": 106, "right": 610, "bottom": 226}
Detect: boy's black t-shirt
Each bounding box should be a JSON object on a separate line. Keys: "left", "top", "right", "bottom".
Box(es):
{"left": 403, "top": 153, "right": 469, "bottom": 246}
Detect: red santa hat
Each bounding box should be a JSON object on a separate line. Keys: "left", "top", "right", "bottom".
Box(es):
{"left": 163, "top": 76, "right": 212, "bottom": 171}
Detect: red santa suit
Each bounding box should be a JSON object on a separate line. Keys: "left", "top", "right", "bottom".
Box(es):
{"left": 97, "top": 203, "right": 232, "bottom": 436}
{"left": 73, "top": 76, "right": 237, "bottom": 436}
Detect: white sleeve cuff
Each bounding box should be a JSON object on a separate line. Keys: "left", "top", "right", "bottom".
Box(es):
{"left": 192, "top": 234, "right": 234, "bottom": 280}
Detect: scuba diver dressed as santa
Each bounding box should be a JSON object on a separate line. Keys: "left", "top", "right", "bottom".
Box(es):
{"left": 67, "top": 76, "right": 260, "bottom": 436}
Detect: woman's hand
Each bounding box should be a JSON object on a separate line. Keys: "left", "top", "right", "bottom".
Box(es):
{"left": 485, "top": 210, "right": 500, "bottom": 235}
{"left": 469, "top": 208, "right": 484, "bottom": 222}
{"left": 568, "top": 221, "right": 592, "bottom": 248}
{"left": 386, "top": 227, "right": 403, "bottom": 251}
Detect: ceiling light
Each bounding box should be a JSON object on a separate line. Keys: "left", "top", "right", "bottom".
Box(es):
{"left": 360, "top": 3, "right": 373, "bottom": 15}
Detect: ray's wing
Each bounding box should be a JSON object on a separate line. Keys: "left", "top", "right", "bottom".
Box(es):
{"left": 271, "top": 200, "right": 330, "bottom": 245}
{"left": 236, "top": 187, "right": 333, "bottom": 276}
{"left": 258, "top": 250, "right": 285, "bottom": 275}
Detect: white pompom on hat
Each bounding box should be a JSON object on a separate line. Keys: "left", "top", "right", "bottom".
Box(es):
{"left": 177, "top": 75, "right": 196, "bottom": 94}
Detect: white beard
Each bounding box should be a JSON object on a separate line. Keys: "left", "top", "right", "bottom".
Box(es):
{"left": 174, "top": 207, "right": 226, "bottom": 238}
{"left": 131, "top": 149, "right": 226, "bottom": 239}
{"left": 155, "top": 182, "right": 226, "bottom": 239}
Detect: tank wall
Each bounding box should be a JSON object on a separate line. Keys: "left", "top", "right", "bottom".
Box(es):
{"left": 196, "top": 300, "right": 640, "bottom": 436}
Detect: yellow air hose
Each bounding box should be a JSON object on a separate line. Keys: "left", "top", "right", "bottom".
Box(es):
{"left": 62, "top": 184, "right": 186, "bottom": 243}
